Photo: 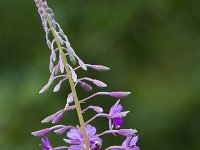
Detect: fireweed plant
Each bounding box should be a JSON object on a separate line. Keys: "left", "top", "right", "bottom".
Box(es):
{"left": 32, "top": 0, "right": 140, "bottom": 150}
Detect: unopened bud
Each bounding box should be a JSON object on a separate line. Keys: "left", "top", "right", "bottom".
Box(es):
{"left": 110, "top": 92, "right": 131, "bottom": 98}
{"left": 54, "top": 127, "right": 67, "bottom": 135}
{"left": 52, "top": 111, "right": 65, "bottom": 124}
{"left": 92, "top": 65, "right": 110, "bottom": 71}
{"left": 80, "top": 81, "right": 92, "bottom": 91}
{"left": 93, "top": 106, "right": 103, "bottom": 113}
{"left": 31, "top": 128, "right": 50, "bottom": 137}
{"left": 93, "top": 79, "right": 107, "bottom": 87}
{"left": 118, "top": 129, "right": 137, "bottom": 136}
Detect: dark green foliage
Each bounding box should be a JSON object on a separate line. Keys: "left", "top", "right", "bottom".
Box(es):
{"left": 0, "top": 0, "right": 200, "bottom": 149}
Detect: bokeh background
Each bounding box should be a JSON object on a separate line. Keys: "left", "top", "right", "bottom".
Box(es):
{"left": 0, "top": 0, "right": 200, "bottom": 149}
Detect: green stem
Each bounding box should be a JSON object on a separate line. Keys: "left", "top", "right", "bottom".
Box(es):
{"left": 38, "top": 0, "right": 90, "bottom": 149}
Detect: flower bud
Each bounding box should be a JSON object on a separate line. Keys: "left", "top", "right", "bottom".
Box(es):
{"left": 52, "top": 111, "right": 65, "bottom": 124}
{"left": 42, "top": 2, "right": 48, "bottom": 8}
{"left": 53, "top": 82, "right": 61, "bottom": 92}
{"left": 54, "top": 127, "right": 67, "bottom": 135}
{"left": 57, "top": 35, "right": 64, "bottom": 45}
{"left": 38, "top": 8, "right": 43, "bottom": 15}
{"left": 69, "top": 65, "right": 77, "bottom": 82}
{"left": 93, "top": 79, "right": 107, "bottom": 87}
{"left": 46, "top": 8, "right": 52, "bottom": 14}
{"left": 31, "top": 128, "right": 50, "bottom": 137}
{"left": 47, "top": 40, "right": 51, "bottom": 49}
{"left": 67, "top": 92, "right": 73, "bottom": 103}
{"left": 118, "top": 129, "right": 137, "bottom": 136}
{"left": 39, "top": 75, "right": 55, "bottom": 94}
{"left": 110, "top": 92, "right": 131, "bottom": 98}
{"left": 59, "top": 55, "right": 64, "bottom": 73}
{"left": 69, "top": 54, "right": 76, "bottom": 65}
{"left": 49, "top": 60, "right": 54, "bottom": 73}
{"left": 93, "top": 106, "right": 103, "bottom": 113}
{"left": 91, "top": 65, "right": 110, "bottom": 71}
{"left": 41, "top": 114, "right": 56, "bottom": 123}
{"left": 80, "top": 81, "right": 92, "bottom": 91}
{"left": 78, "top": 58, "right": 87, "bottom": 71}
{"left": 39, "top": 84, "right": 49, "bottom": 94}
{"left": 51, "top": 50, "right": 56, "bottom": 62}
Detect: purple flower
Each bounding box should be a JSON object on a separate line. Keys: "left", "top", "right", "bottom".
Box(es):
{"left": 109, "top": 100, "right": 129, "bottom": 129}
{"left": 39, "top": 137, "right": 53, "bottom": 150}
{"left": 121, "top": 136, "right": 140, "bottom": 150}
{"left": 64, "top": 124, "right": 102, "bottom": 150}
{"left": 110, "top": 136, "right": 140, "bottom": 150}
{"left": 33, "top": 1, "right": 140, "bottom": 149}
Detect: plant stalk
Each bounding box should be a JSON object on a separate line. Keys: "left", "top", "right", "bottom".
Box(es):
{"left": 37, "top": 0, "right": 90, "bottom": 149}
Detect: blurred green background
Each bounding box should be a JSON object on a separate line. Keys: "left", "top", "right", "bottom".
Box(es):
{"left": 0, "top": 0, "right": 200, "bottom": 149}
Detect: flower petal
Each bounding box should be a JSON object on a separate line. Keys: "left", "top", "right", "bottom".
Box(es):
{"left": 68, "top": 144, "right": 82, "bottom": 150}
{"left": 67, "top": 129, "right": 83, "bottom": 141}
{"left": 86, "top": 124, "right": 96, "bottom": 137}
{"left": 133, "top": 146, "right": 140, "bottom": 150}
{"left": 122, "top": 136, "right": 132, "bottom": 147}
{"left": 113, "top": 117, "right": 123, "bottom": 126}
{"left": 130, "top": 136, "right": 139, "bottom": 146}
{"left": 41, "top": 137, "right": 51, "bottom": 146}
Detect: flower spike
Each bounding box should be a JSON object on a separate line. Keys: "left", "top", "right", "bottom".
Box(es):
{"left": 33, "top": 0, "right": 139, "bottom": 149}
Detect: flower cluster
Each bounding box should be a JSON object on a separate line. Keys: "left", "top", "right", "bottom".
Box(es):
{"left": 32, "top": 0, "right": 140, "bottom": 150}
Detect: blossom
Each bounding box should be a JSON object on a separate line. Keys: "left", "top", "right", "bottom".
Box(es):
{"left": 109, "top": 100, "right": 129, "bottom": 129}
{"left": 64, "top": 124, "right": 102, "bottom": 150}
{"left": 109, "top": 136, "right": 139, "bottom": 150}
{"left": 33, "top": 0, "right": 139, "bottom": 149}
{"left": 39, "top": 137, "right": 53, "bottom": 150}
{"left": 121, "top": 136, "right": 140, "bottom": 150}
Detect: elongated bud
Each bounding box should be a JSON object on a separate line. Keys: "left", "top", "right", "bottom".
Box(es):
{"left": 54, "top": 127, "right": 67, "bottom": 135}
{"left": 110, "top": 92, "right": 131, "bottom": 98}
{"left": 39, "top": 84, "right": 49, "bottom": 94}
{"left": 80, "top": 81, "right": 92, "bottom": 91}
{"left": 54, "top": 78, "right": 67, "bottom": 93}
{"left": 48, "top": 75, "right": 55, "bottom": 85}
{"left": 39, "top": 75, "right": 54, "bottom": 94}
{"left": 53, "top": 83, "right": 61, "bottom": 92}
{"left": 118, "top": 129, "right": 137, "bottom": 136}
{"left": 93, "top": 79, "right": 107, "bottom": 87}
{"left": 69, "top": 65, "right": 77, "bottom": 82}
{"left": 52, "top": 111, "right": 65, "bottom": 124}
{"left": 31, "top": 128, "right": 50, "bottom": 137}
{"left": 47, "top": 40, "right": 51, "bottom": 49}
{"left": 93, "top": 106, "right": 103, "bottom": 113}
{"left": 51, "top": 50, "right": 56, "bottom": 62}
{"left": 41, "top": 114, "right": 56, "bottom": 123}
{"left": 67, "top": 92, "right": 73, "bottom": 103}
{"left": 77, "top": 57, "right": 87, "bottom": 71}
{"left": 58, "top": 35, "right": 64, "bottom": 45}
{"left": 69, "top": 54, "right": 76, "bottom": 65}
{"left": 49, "top": 60, "right": 54, "bottom": 73}
{"left": 54, "top": 65, "right": 60, "bottom": 75}
{"left": 54, "top": 29, "right": 64, "bottom": 45}
{"left": 59, "top": 55, "right": 65, "bottom": 73}
{"left": 91, "top": 65, "right": 110, "bottom": 71}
